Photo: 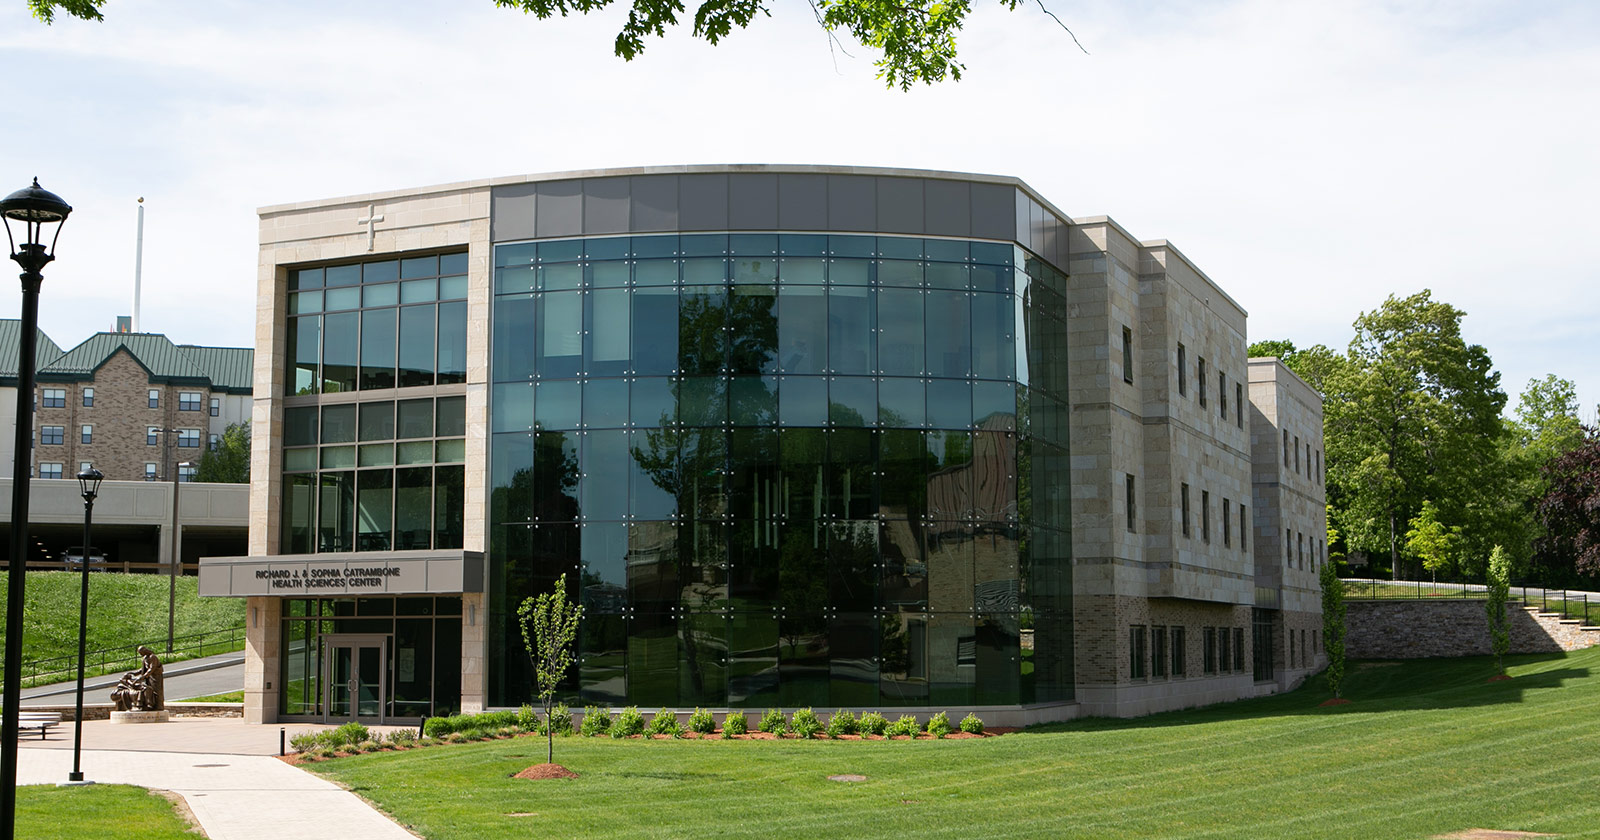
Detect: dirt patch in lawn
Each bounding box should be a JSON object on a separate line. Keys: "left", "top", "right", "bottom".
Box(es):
{"left": 514, "top": 763, "right": 580, "bottom": 780}
{"left": 1319, "top": 698, "right": 1353, "bottom": 707}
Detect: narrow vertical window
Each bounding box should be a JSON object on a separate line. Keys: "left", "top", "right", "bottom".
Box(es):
{"left": 81, "top": 425, "right": 92, "bottom": 445}
{"left": 1240, "top": 504, "right": 1248, "bottom": 553}
{"left": 1201, "top": 490, "right": 1211, "bottom": 543}
{"left": 148, "top": 389, "right": 160, "bottom": 409}
{"left": 1235, "top": 382, "right": 1243, "bottom": 427}
{"left": 1283, "top": 429, "right": 1290, "bottom": 467}
{"left": 1233, "top": 628, "right": 1245, "bottom": 672}
{"left": 1130, "top": 626, "right": 1147, "bottom": 680}
{"left": 1177, "top": 344, "right": 1187, "bottom": 396}
{"left": 1222, "top": 498, "right": 1231, "bottom": 547}
{"left": 1294, "top": 435, "right": 1301, "bottom": 473}
{"left": 1122, "top": 326, "right": 1134, "bottom": 384}
{"left": 1286, "top": 529, "right": 1292, "bottom": 565}
{"left": 82, "top": 387, "right": 94, "bottom": 408}
{"left": 1171, "top": 626, "right": 1186, "bottom": 677}
{"left": 1181, "top": 483, "right": 1191, "bottom": 537}
{"left": 1125, "top": 473, "right": 1137, "bottom": 533}
{"left": 1152, "top": 627, "right": 1167, "bottom": 678}
{"left": 1219, "top": 371, "right": 1227, "bottom": 419}
{"left": 1198, "top": 357, "right": 1208, "bottom": 407}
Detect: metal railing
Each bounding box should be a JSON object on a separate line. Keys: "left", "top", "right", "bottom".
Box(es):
{"left": 1341, "top": 578, "right": 1598, "bottom": 625}
{"left": 8, "top": 625, "right": 246, "bottom": 691}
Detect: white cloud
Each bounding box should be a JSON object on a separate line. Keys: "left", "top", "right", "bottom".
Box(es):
{"left": 0, "top": 0, "right": 1594, "bottom": 413}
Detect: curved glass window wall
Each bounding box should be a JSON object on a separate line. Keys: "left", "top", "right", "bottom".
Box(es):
{"left": 490, "top": 233, "right": 1072, "bottom": 708}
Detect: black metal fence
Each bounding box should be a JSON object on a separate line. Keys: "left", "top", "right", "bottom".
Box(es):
{"left": 1341, "top": 578, "right": 1598, "bottom": 625}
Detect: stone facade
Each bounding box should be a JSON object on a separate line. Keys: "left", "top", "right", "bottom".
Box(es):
{"left": 1346, "top": 600, "right": 1600, "bottom": 659}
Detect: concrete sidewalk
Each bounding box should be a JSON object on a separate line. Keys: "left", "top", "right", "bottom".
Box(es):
{"left": 18, "top": 718, "right": 419, "bottom": 839}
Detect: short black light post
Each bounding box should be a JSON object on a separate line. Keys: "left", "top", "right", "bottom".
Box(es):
{"left": 1, "top": 178, "right": 72, "bottom": 840}
{"left": 67, "top": 467, "right": 104, "bottom": 785}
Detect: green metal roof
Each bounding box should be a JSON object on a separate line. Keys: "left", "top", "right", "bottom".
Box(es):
{"left": 0, "top": 319, "right": 65, "bottom": 383}
{"left": 176, "top": 345, "right": 254, "bottom": 394}
{"left": 38, "top": 333, "right": 253, "bottom": 393}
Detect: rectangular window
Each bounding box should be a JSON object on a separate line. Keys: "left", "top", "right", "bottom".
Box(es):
{"left": 1152, "top": 626, "right": 1168, "bottom": 678}
{"left": 1234, "top": 628, "right": 1245, "bottom": 672}
{"left": 209, "top": 433, "right": 220, "bottom": 449}
{"left": 1198, "top": 357, "right": 1208, "bottom": 408}
{"left": 1177, "top": 344, "right": 1187, "bottom": 396}
{"left": 42, "top": 388, "right": 65, "bottom": 408}
{"left": 80, "top": 425, "right": 92, "bottom": 445}
{"left": 147, "top": 427, "right": 159, "bottom": 446}
{"left": 145, "top": 463, "right": 158, "bottom": 481}
{"left": 1125, "top": 473, "right": 1137, "bottom": 533}
{"left": 1240, "top": 504, "right": 1248, "bottom": 553}
{"left": 1283, "top": 429, "right": 1290, "bottom": 467}
{"left": 1121, "top": 326, "right": 1134, "bottom": 384}
{"left": 1235, "top": 383, "right": 1243, "bottom": 427}
{"left": 1130, "top": 626, "right": 1147, "bottom": 680}
{"left": 1222, "top": 498, "right": 1231, "bottom": 547}
{"left": 1218, "top": 627, "right": 1231, "bottom": 672}
{"left": 1170, "top": 626, "right": 1186, "bottom": 677}
{"left": 1219, "top": 371, "right": 1227, "bottom": 419}
{"left": 1201, "top": 491, "right": 1211, "bottom": 543}
{"left": 210, "top": 397, "right": 220, "bottom": 417}
{"left": 39, "top": 462, "right": 63, "bottom": 480}
{"left": 148, "top": 389, "right": 160, "bottom": 409}
{"left": 79, "top": 461, "right": 92, "bottom": 474}
{"left": 1286, "top": 529, "right": 1293, "bottom": 566}
{"left": 177, "top": 428, "right": 201, "bottom": 448}
{"left": 40, "top": 425, "right": 64, "bottom": 446}
{"left": 1180, "top": 483, "right": 1191, "bottom": 537}
{"left": 1294, "top": 436, "right": 1301, "bottom": 473}
{"left": 1298, "top": 532, "right": 1305, "bottom": 567}
{"left": 178, "top": 464, "right": 197, "bottom": 482}
{"left": 1204, "top": 628, "right": 1218, "bottom": 674}
{"left": 82, "top": 387, "right": 94, "bottom": 407}
{"left": 179, "top": 391, "right": 202, "bottom": 412}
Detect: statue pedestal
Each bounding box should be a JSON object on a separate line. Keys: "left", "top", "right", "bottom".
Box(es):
{"left": 110, "top": 710, "right": 169, "bottom": 724}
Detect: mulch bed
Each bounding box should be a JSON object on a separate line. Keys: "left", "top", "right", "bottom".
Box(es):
{"left": 1318, "top": 698, "right": 1353, "bottom": 707}
{"left": 514, "top": 763, "right": 579, "bottom": 780}
{"left": 1488, "top": 675, "right": 1513, "bottom": 682}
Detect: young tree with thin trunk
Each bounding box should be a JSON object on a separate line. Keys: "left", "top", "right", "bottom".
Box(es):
{"left": 519, "top": 574, "right": 583, "bottom": 765}
{"left": 1319, "top": 560, "right": 1346, "bottom": 699}
{"left": 1485, "top": 545, "right": 1511, "bottom": 675}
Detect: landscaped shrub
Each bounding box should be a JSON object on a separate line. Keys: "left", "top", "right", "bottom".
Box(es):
{"left": 649, "top": 708, "right": 682, "bottom": 737}
{"left": 517, "top": 703, "right": 539, "bottom": 732}
{"left": 546, "top": 703, "right": 574, "bottom": 736}
{"left": 688, "top": 707, "right": 716, "bottom": 734}
{"left": 386, "top": 729, "right": 416, "bottom": 746}
{"left": 311, "top": 746, "right": 338, "bottom": 759}
{"left": 925, "top": 711, "right": 952, "bottom": 738}
{"left": 826, "top": 709, "right": 858, "bottom": 737}
{"left": 289, "top": 731, "right": 321, "bottom": 753}
{"left": 886, "top": 714, "right": 920, "bottom": 737}
{"left": 580, "top": 706, "right": 613, "bottom": 736}
{"left": 355, "top": 739, "right": 381, "bottom": 753}
{"left": 758, "top": 708, "right": 786, "bottom": 733}
{"left": 790, "top": 708, "right": 823, "bottom": 739}
{"left": 612, "top": 706, "right": 647, "bottom": 738}
{"left": 424, "top": 711, "right": 520, "bottom": 739}
{"left": 333, "top": 721, "right": 370, "bottom": 747}
{"left": 959, "top": 713, "right": 984, "bottom": 735}
{"left": 858, "top": 711, "right": 888, "bottom": 736}
{"left": 722, "top": 711, "right": 748, "bottom": 737}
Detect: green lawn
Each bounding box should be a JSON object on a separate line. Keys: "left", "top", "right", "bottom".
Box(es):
{"left": 18, "top": 784, "right": 199, "bottom": 839}
{"left": 313, "top": 647, "right": 1600, "bottom": 839}
{"left": 180, "top": 689, "right": 244, "bottom": 703}
{"left": 0, "top": 571, "right": 245, "bottom": 686}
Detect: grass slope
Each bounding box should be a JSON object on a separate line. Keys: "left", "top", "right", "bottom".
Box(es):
{"left": 0, "top": 571, "right": 244, "bottom": 672}
{"left": 18, "top": 784, "right": 200, "bottom": 839}
{"left": 314, "top": 649, "right": 1600, "bottom": 840}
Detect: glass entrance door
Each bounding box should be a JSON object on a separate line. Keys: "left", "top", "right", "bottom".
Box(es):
{"left": 324, "top": 635, "right": 387, "bottom": 723}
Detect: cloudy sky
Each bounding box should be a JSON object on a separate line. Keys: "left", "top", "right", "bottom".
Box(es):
{"left": 2, "top": 0, "right": 1595, "bottom": 418}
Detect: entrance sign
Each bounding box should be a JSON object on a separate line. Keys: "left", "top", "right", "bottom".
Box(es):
{"left": 198, "top": 551, "right": 483, "bottom": 597}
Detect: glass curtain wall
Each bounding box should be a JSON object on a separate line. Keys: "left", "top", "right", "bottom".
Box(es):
{"left": 489, "top": 233, "right": 1072, "bottom": 708}
{"left": 279, "top": 596, "right": 464, "bottom": 718}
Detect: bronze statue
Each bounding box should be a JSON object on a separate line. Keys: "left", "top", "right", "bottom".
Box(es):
{"left": 109, "top": 646, "right": 165, "bottom": 712}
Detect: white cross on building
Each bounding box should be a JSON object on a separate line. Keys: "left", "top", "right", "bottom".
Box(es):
{"left": 357, "top": 204, "right": 385, "bottom": 251}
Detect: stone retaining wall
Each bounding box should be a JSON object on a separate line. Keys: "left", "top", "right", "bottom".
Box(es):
{"left": 1347, "top": 600, "right": 1598, "bottom": 659}
{"left": 22, "top": 702, "right": 243, "bottom": 721}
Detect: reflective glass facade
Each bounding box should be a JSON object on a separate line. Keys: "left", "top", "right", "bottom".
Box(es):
{"left": 488, "top": 232, "right": 1072, "bottom": 708}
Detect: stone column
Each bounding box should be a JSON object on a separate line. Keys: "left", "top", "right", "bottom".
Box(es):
{"left": 243, "top": 596, "right": 280, "bottom": 724}
{"left": 459, "top": 592, "right": 486, "bottom": 713}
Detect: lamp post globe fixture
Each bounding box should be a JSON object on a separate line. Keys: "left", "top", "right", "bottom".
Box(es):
{"left": 68, "top": 468, "right": 104, "bottom": 784}
{"left": 1, "top": 178, "right": 71, "bottom": 839}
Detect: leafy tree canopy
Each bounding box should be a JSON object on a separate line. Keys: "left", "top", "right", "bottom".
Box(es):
{"left": 1535, "top": 425, "right": 1600, "bottom": 582}
{"left": 27, "top": 0, "right": 1082, "bottom": 89}
{"left": 195, "top": 422, "right": 251, "bottom": 484}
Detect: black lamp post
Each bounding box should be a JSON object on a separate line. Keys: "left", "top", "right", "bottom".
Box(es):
{"left": 1, "top": 178, "right": 71, "bottom": 839}
{"left": 67, "top": 467, "right": 103, "bottom": 785}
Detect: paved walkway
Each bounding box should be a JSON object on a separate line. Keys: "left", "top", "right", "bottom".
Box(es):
{"left": 17, "top": 718, "right": 418, "bottom": 839}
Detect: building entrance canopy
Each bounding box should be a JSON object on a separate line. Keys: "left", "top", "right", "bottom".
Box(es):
{"left": 198, "top": 550, "right": 483, "bottom": 597}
